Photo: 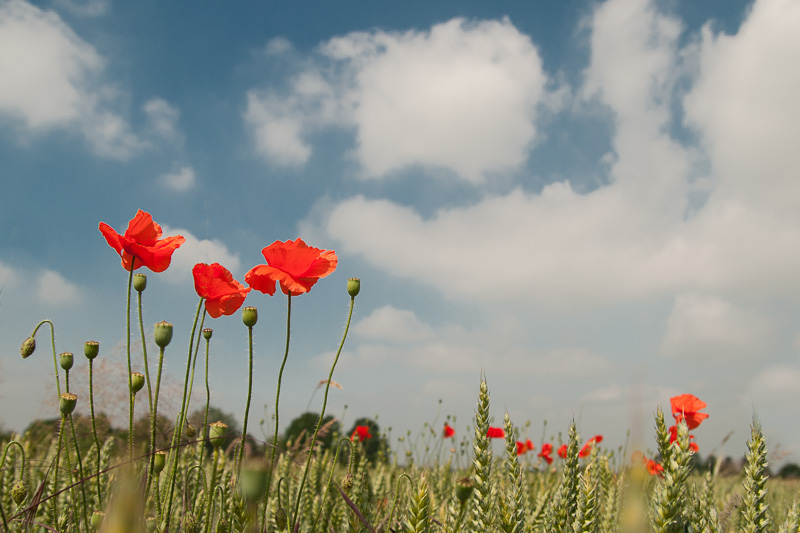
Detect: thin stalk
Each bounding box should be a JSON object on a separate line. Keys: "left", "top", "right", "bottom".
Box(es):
{"left": 163, "top": 297, "right": 204, "bottom": 532}
{"left": 237, "top": 322, "right": 255, "bottom": 475}
{"left": 51, "top": 416, "right": 66, "bottom": 525}
{"left": 199, "top": 333, "right": 212, "bottom": 466}
{"left": 126, "top": 262, "right": 135, "bottom": 462}
{"left": 87, "top": 359, "right": 102, "bottom": 503}
{"left": 262, "top": 293, "right": 292, "bottom": 515}
{"left": 146, "top": 345, "right": 166, "bottom": 499}
{"left": 30, "top": 319, "right": 60, "bottom": 397}
{"left": 204, "top": 447, "right": 220, "bottom": 533}
{"left": 138, "top": 289, "right": 154, "bottom": 418}
{"left": 68, "top": 414, "right": 90, "bottom": 529}
{"left": 291, "top": 294, "right": 355, "bottom": 529}
{"left": 184, "top": 313, "right": 207, "bottom": 436}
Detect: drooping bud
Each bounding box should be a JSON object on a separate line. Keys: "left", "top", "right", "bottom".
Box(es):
{"left": 130, "top": 372, "right": 145, "bottom": 393}
{"left": 208, "top": 421, "right": 228, "bottom": 449}
{"left": 183, "top": 512, "right": 200, "bottom": 533}
{"left": 20, "top": 337, "right": 36, "bottom": 358}
{"left": 239, "top": 460, "right": 268, "bottom": 503}
{"left": 154, "top": 321, "right": 173, "bottom": 348}
{"left": 203, "top": 328, "right": 213, "bottom": 340}
{"left": 275, "top": 508, "right": 288, "bottom": 531}
{"left": 60, "top": 392, "right": 77, "bottom": 415}
{"left": 242, "top": 306, "right": 258, "bottom": 328}
{"left": 84, "top": 340, "right": 99, "bottom": 360}
{"left": 11, "top": 479, "right": 27, "bottom": 505}
{"left": 455, "top": 477, "right": 475, "bottom": 504}
{"left": 91, "top": 511, "right": 105, "bottom": 531}
{"left": 185, "top": 423, "right": 197, "bottom": 438}
{"left": 133, "top": 273, "right": 147, "bottom": 293}
{"left": 153, "top": 451, "right": 167, "bottom": 474}
{"left": 342, "top": 472, "right": 354, "bottom": 493}
{"left": 347, "top": 277, "right": 361, "bottom": 298}
{"left": 59, "top": 352, "right": 74, "bottom": 371}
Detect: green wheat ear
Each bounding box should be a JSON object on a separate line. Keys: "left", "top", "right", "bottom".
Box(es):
{"left": 652, "top": 418, "right": 692, "bottom": 533}
{"left": 468, "top": 377, "right": 493, "bottom": 532}
{"left": 404, "top": 473, "right": 431, "bottom": 533}
{"left": 741, "top": 418, "right": 771, "bottom": 533}
{"left": 497, "top": 412, "right": 523, "bottom": 533}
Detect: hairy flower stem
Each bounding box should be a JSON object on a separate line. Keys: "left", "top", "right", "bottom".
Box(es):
{"left": 289, "top": 293, "right": 355, "bottom": 529}
{"left": 185, "top": 314, "right": 207, "bottom": 427}
{"left": 68, "top": 414, "right": 90, "bottom": 529}
{"left": 125, "top": 262, "right": 136, "bottom": 462}
{"left": 163, "top": 296, "right": 204, "bottom": 532}
{"left": 237, "top": 320, "right": 255, "bottom": 476}
{"left": 204, "top": 447, "right": 220, "bottom": 533}
{"left": 146, "top": 345, "right": 166, "bottom": 500}
{"left": 51, "top": 416, "right": 66, "bottom": 525}
{"left": 29, "top": 320, "right": 61, "bottom": 397}
{"left": 265, "top": 294, "right": 292, "bottom": 498}
{"left": 137, "top": 289, "right": 154, "bottom": 417}
{"left": 201, "top": 334, "right": 212, "bottom": 463}
{"left": 87, "top": 359, "right": 102, "bottom": 503}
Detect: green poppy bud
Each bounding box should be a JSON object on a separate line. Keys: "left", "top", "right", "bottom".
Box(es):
{"left": 347, "top": 277, "right": 361, "bottom": 298}
{"left": 153, "top": 451, "right": 167, "bottom": 474}
{"left": 133, "top": 273, "right": 147, "bottom": 293}
{"left": 60, "top": 392, "right": 77, "bottom": 415}
{"left": 208, "top": 421, "right": 228, "bottom": 449}
{"left": 130, "top": 372, "right": 145, "bottom": 393}
{"left": 242, "top": 306, "right": 258, "bottom": 328}
{"left": 154, "top": 321, "right": 173, "bottom": 348}
{"left": 275, "top": 508, "right": 288, "bottom": 531}
{"left": 84, "top": 340, "right": 99, "bottom": 360}
{"left": 11, "top": 479, "right": 27, "bottom": 505}
{"left": 455, "top": 477, "right": 474, "bottom": 504}
{"left": 59, "top": 352, "right": 74, "bottom": 371}
{"left": 91, "top": 511, "right": 105, "bottom": 531}
{"left": 203, "top": 328, "right": 213, "bottom": 340}
{"left": 239, "top": 460, "right": 268, "bottom": 503}
{"left": 342, "top": 472, "right": 354, "bottom": 493}
{"left": 183, "top": 512, "right": 199, "bottom": 533}
{"left": 20, "top": 337, "right": 36, "bottom": 358}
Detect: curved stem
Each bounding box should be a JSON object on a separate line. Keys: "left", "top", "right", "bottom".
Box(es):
{"left": 30, "top": 319, "right": 60, "bottom": 398}
{"left": 387, "top": 473, "right": 413, "bottom": 531}
{"left": 291, "top": 295, "right": 355, "bottom": 529}
{"left": 237, "top": 323, "right": 255, "bottom": 475}
{"left": 184, "top": 465, "right": 207, "bottom": 515}
{"left": 163, "top": 296, "right": 204, "bottom": 532}
{"left": 88, "top": 359, "right": 102, "bottom": 503}
{"left": 262, "top": 293, "right": 292, "bottom": 518}
{"left": 312, "top": 437, "right": 355, "bottom": 531}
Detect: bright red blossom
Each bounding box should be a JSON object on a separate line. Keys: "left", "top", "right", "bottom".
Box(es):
{"left": 351, "top": 426, "right": 372, "bottom": 442}
{"left": 192, "top": 263, "right": 250, "bottom": 318}
{"left": 245, "top": 238, "right": 337, "bottom": 296}
{"left": 557, "top": 444, "right": 567, "bottom": 459}
{"left": 647, "top": 459, "right": 664, "bottom": 476}
{"left": 668, "top": 425, "right": 700, "bottom": 453}
{"left": 99, "top": 210, "right": 185, "bottom": 272}
{"left": 487, "top": 427, "right": 505, "bottom": 439}
{"left": 516, "top": 440, "right": 535, "bottom": 456}
{"left": 579, "top": 435, "right": 603, "bottom": 458}
{"left": 538, "top": 443, "right": 554, "bottom": 464}
{"left": 443, "top": 423, "right": 455, "bottom": 438}
{"left": 670, "top": 394, "right": 709, "bottom": 430}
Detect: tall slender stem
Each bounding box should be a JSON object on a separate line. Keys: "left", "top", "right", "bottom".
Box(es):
{"left": 185, "top": 314, "right": 207, "bottom": 432}
{"left": 138, "top": 290, "right": 154, "bottom": 418}
{"left": 30, "top": 320, "right": 60, "bottom": 398}
{"left": 88, "top": 358, "right": 102, "bottom": 503}
{"left": 291, "top": 294, "right": 355, "bottom": 529}
{"left": 147, "top": 345, "right": 166, "bottom": 499}
{"left": 238, "top": 323, "right": 255, "bottom": 475}
{"left": 68, "top": 414, "right": 90, "bottom": 529}
{"left": 198, "top": 333, "right": 212, "bottom": 466}
{"left": 126, "top": 261, "right": 135, "bottom": 462}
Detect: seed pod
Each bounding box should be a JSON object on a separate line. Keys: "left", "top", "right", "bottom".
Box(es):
{"left": 202, "top": 328, "right": 213, "bottom": 340}
{"left": 153, "top": 451, "right": 167, "bottom": 474}
{"left": 91, "top": 511, "right": 105, "bottom": 531}
{"left": 59, "top": 352, "right": 74, "bottom": 371}
{"left": 342, "top": 472, "right": 354, "bottom": 493}
{"left": 347, "top": 277, "right": 361, "bottom": 298}
{"left": 455, "top": 477, "right": 475, "bottom": 504}
{"left": 208, "top": 421, "right": 228, "bottom": 449}
{"left": 60, "top": 393, "right": 77, "bottom": 415}
{"left": 84, "top": 340, "right": 100, "bottom": 360}
{"left": 154, "top": 321, "right": 173, "bottom": 348}
{"left": 275, "top": 508, "right": 288, "bottom": 531}
{"left": 133, "top": 273, "right": 147, "bottom": 293}
{"left": 130, "top": 372, "right": 145, "bottom": 393}
{"left": 11, "top": 479, "right": 27, "bottom": 505}
{"left": 242, "top": 306, "right": 258, "bottom": 328}
{"left": 239, "top": 460, "right": 268, "bottom": 503}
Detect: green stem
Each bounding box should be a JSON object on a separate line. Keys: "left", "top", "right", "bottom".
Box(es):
{"left": 185, "top": 313, "right": 207, "bottom": 437}
{"left": 88, "top": 359, "right": 102, "bottom": 503}
{"left": 291, "top": 294, "right": 355, "bottom": 529}
{"left": 199, "top": 334, "right": 212, "bottom": 466}
{"left": 138, "top": 289, "right": 154, "bottom": 420}
{"left": 126, "top": 262, "right": 135, "bottom": 463}
{"left": 51, "top": 416, "right": 66, "bottom": 526}
{"left": 204, "top": 447, "right": 220, "bottom": 533}
{"left": 0, "top": 440, "right": 26, "bottom": 529}
{"left": 237, "top": 322, "right": 255, "bottom": 475}
{"left": 262, "top": 293, "right": 292, "bottom": 517}
{"left": 30, "top": 319, "right": 60, "bottom": 398}
{"left": 68, "top": 414, "right": 90, "bottom": 529}
{"left": 146, "top": 345, "right": 166, "bottom": 500}
{"left": 163, "top": 296, "right": 204, "bottom": 532}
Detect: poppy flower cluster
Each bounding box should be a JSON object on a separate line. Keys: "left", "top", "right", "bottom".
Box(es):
{"left": 538, "top": 443, "right": 554, "bottom": 464}
{"left": 516, "top": 439, "right": 535, "bottom": 456}
{"left": 351, "top": 425, "right": 372, "bottom": 442}
{"left": 668, "top": 394, "right": 707, "bottom": 452}
{"left": 579, "top": 435, "right": 603, "bottom": 458}
{"left": 487, "top": 427, "right": 505, "bottom": 439}
{"left": 443, "top": 423, "right": 455, "bottom": 439}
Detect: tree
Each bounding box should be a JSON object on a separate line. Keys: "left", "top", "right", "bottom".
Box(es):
{"left": 188, "top": 405, "right": 241, "bottom": 456}
{"left": 346, "top": 418, "right": 390, "bottom": 464}
{"left": 283, "top": 412, "right": 341, "bottom": 452}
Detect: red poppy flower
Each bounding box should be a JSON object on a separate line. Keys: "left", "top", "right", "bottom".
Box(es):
{"left": 557, "top": 444, "right": 567, "bottom": 459}
{"left": 525, "top": 439, "right": 535, "bottom": 452}
{"left": 99, "top": 210, "right": 185, "bottom": 272}
{"left": 578, "top": 434, "right": 603, "bottom": 458}
{"left": 538, "top": 443, "right": 554, "bottom": 464}
{"left": 351, "top": 426, "right": 372, "bottom": 442}
{"left": 487, "top": 427, "right": 505, "bottom": 439}
{"left": 647, "top": 459, "right": 664, "bottom": 476}
{"left": 192, "top": 263, "right": 251, "bottom": 318}
{"left": 668, "top": 425, "right": 699, "bottom": 452}
{"left": 670, "top": 394, "right": 709, "bottom": 430}
{"left": 516, "top": 441, "right": 528, "bottom": 455}
{"left": 245, "top": 238, "right": 338, "bottom": 296}
{"left": 443, "top": 423, "right": 455, "bottom": 439}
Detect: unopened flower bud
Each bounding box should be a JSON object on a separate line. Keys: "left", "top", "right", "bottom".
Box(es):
{"left": 60, "top": 393, "right": 77, "bottom": 415}
{"left": 347, "top": 278, "right": 361, "bottom": 298}
{"left": 20, "top": 337, "right": 36, "bottom": 358}
{"left": 203, "top": 328, "right": 213, "bottom": 340}
{"left": 275, "top": 508, "right": 288, "bottom": 531}
{"left": 242, "top": 306, "right": 258, "bottom": 328}
{"left": 91, "top": 511, "right": 105, "bottom": 531}
{"left": 342, "top": 472, "right": 354, "bottom": 493}
{"left": 59, "top": 352, "right": 74, "bottom": 371}
{"left": 153, "top": 451, "right": 167, "bottom": 474}
{"left": 455, "top": 477, "right": 475, "bottom": 504}
{"left": 215, "top": 520, "right": 229, "bottom": 533}
{"left": 84, "top": 341, "right": 99, "bottom": 360}
{"left": 186, "top": 423, "right": 197, "bottom": 438}
{"left": 130, "top": 372, "right": 145, "bottom": 393}
{"left": 183, "top": 512, "right": 200, "bottom": 533}
{"left": 208, "top": 421, "right": 228, "bottom": 449}
{"left": 11, "top": 479, "right": 27, "bottom": 505}
{"left": 133, "top": 273, "right": 147, "bottom": 293}
{"left": 154, "top": 321, "right": 173, "bottom": 348}
{"left": 239, "top": 460, "right": 268, "bottom": 502}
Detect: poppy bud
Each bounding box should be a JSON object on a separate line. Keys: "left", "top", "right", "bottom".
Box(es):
{"left": 215, "top": 520, "right": 229, "bottom": 533}
{"left": 342, "top": 473, "right": 354, "bottom": 493}
{"left": 59, "top": 352, "right": 74, "bottom": 371}
{"left": 208, "top": 421, "right": 228, "bottom": 449}
{"left": 91, "top": 511, "right": 105, "bottom": 531}
{"left": 133, "top": 273, "right": 147, "bottom": 293}
{"left": 153, "top": 451, "right": 167, "bottom": 474}
{"left": 347, "top": 278, "right": 361, "bottom": 298}
{"left": 20, "top": 337, "right": 36, "bottom": 358}
{"left": 239, "top": 460, "right": 268, "bottom": 503}
{"left": 130, "top": 372, "right": 145, "bottom": 393}
{"left": 275, "top": 508, "right": 288, "bottom": 531}
{"left": 186, "top": 423, "right": 197, "bottom": 438}
{"left": 11, "top": 479, "right": 27, "bottom": 505}
{"left": 242, "top": 306, "right": 258, "bottom": 328}
{"left": 154, "top": 321, "right": 173, "bottom": 348}
{"left": 203, "top": 328, "right": 213, "bottom": 340}
{"left": 183, "top": 512, "right": 199, "bottom": 533}
{"left": 60, "top": 393, "right": 77, "bottom": 415}
{"left": 84, "top": 340, "right": 99, "bottom": 360}
{"left": 455, "top": 477, "right": 474, "bottom": 504}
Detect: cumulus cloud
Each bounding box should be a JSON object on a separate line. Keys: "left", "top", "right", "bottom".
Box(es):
{"left": 353, "top": 305, "right": 435, "bottom": 343}
{"left": 0, "top": 0, "right": 142, "bottom": 158}
{"left": 746, "top": 366, "right": 800, "bottom": 409}
{"left": 144, "top": 98, "right": 182, "bottom": 143}
{"left": 245, "top": 17, "right": 549, "bottom": 181}
{"left": 0, "top": 261, "right": 17, "bottom": 288}
{"left": 36, "top": 269, "right": 82, "bottom": 305}
{"left": 160, "top": 166, "right": 196, "bottom": 192}
{"left": 53, "top": 0, "right": 110, "bottom": 18}
{"left": 660, "top": 293, "right": 773, "bottom": 360}
{"left": 160, "top": 226, "right": 241, "bottom": 284}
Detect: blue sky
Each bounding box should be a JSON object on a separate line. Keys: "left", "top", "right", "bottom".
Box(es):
{"left": 2, "top": 0, "right": 800, "bottom": 464}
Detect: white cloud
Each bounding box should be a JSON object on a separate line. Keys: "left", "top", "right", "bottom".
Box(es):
{"left": 144, "top": 98, "right": 182, "bottom": 142}
{"left": 53, "top": 0, "right": 109, "bottom": 17}
{"left": 0, "top": 0, "right": 141, "bottom": 158}
{"left": 746, "top": 366, "right": 800, "bottom": 409}
{"left": 353, "top": 305, "right": 434, "bottom": 343}
{"left": 36, "top": 269, "right": 82, "bottom": 305}
{"left": 245, "top": 17, "right": 549, "bottom": 181}
{"left": 160, "top": 166, "right": 196, "bottom": 192}
{"left": 160, "top": 226, "right": 241, "bottom": 284}
{"left": 0, "top": 261, "right": 17, "bottom": 288}
{"left": 660, "top": 293, "right": 773, "bottom": 360}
